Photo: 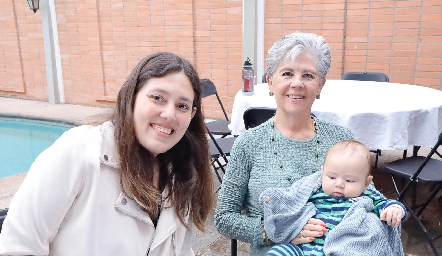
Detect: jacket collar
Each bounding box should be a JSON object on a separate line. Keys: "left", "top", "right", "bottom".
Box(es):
{"left": 99, "top": 121, "right": 119, "bottom": 169}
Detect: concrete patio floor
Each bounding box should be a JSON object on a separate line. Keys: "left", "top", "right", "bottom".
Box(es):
{"left": 0, "top": 96, "right": 441, "bottom": 255}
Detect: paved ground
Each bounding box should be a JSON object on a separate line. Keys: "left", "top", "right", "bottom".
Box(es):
{"left": 0, "top": 96, "right": 441, "bottom": 255}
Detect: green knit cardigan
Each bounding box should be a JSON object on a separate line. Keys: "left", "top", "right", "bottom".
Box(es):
{"left": 214, "top": 117, "right": 354, "bottom": 256}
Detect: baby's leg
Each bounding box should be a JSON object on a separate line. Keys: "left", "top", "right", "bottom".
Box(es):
{"left": 266, "top": 243, "right": 303, "bottom": 256}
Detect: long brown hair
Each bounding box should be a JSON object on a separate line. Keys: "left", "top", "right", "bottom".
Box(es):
{"left": 112, "top": 52, "right": 214, "bottom": 231}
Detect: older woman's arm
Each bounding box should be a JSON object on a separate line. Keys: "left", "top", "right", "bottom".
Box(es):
{"left": 214, "top": 137, "right": 265, "bottom": 246}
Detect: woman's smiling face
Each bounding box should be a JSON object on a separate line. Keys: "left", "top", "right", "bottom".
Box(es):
{"left": 268, "top": 52, "right": 324, "bottom": 115}
{"left": 133, "top": 71, "right": 196, "bottom": 156}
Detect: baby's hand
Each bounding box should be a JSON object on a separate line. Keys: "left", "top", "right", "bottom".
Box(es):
{"left": 380, "top": 205, "right": 404, "bottom": 227}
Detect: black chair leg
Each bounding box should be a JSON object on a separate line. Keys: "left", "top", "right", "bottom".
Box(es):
{"left": 415, "top": 183, "right": 442, "bottom": 217}
{"left": 412, "top": 182, "right": 417, "bottom": 208}
{"left": 231, "top": 238, "right": 237, "bottom": 256}
{"left": 413, "top": 145, "right": 421, "bottom": 156}
{"left": 370, "top": 149, "right": 381, "bottom": 168}
{"left": 403, "top": 201, "right": 440, "bottom": 256}
{"left": 374, "top": 150, "right": 381, "bottom": 168}
{"left": 211, "top": 160, "right": 223, "bottom": 184}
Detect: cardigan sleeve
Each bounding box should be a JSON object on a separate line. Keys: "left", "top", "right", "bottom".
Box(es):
{"left": 214, "top": 135, "right": 265, "bottom": 246}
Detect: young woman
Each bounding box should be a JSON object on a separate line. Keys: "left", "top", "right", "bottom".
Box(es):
{"left": 0, "top": 52, "right": 214, "bottom": 255}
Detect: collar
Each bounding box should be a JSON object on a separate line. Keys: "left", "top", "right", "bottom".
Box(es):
{"left": 99, "top": 121, "right": 120, "bottom": 169}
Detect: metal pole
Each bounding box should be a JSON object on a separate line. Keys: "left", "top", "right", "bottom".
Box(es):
{"left": 243, "top": 1, "right": 257, "bottom": 76}
{"left": 41, "top": 0, "right": 64, "bottom": 103}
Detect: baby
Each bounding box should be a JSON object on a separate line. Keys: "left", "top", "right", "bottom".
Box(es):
{"left": 261, "top": 140, "right": 406, "bottom": 256}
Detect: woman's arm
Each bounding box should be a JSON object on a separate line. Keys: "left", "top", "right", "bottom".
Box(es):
{"left": 0, "top": 128, "right": 88, "bottom": 254}
{"left": 214, "top": 137, "right": 265, "bottom": 246}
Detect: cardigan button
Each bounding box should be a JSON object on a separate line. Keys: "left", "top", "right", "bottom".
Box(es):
{"left": 104, "top": 155, "right": 108, "bottom": 161}
{"left": 121, "top": 198, "right": 127, "bottom": 205}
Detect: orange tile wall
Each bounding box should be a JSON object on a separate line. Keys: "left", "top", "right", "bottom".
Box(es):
{"left": 0, "top": 0, "right": 441, "bottom": 120}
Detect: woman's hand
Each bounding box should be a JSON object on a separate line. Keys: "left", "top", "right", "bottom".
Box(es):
{"left": 290, "top": 218, "right": 328, "bottom": 245}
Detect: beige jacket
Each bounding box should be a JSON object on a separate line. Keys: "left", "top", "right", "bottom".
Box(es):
{"left": 0, "top": 121, "right": 195, "bottom": 256}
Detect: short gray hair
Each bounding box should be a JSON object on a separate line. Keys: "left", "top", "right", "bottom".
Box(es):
{"left": 266, "top": 32, "right": 331, "bottom": 80}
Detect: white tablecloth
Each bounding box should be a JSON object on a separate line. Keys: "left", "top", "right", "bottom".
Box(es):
{"left": 229, "top": 80, "right": 442, "bottom": 150}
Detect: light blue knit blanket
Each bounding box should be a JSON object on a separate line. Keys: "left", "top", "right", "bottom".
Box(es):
{"left": 260, "top": 171, "right": 404, "bottom": 256}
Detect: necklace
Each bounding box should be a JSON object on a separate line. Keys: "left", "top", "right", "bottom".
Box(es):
{"left": 270, "top": 115, "right": 320, "bottom": 182}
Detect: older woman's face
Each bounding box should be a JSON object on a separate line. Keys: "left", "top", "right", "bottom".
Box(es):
{"left": 268, "top": 52, "right": 324, "bottom": 115}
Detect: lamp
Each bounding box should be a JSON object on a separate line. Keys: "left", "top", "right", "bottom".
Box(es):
{"left": 27, "top": 0, "right": 39, "bottom": 13}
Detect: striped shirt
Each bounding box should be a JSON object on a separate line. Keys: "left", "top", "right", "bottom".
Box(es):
{"left": 299, "top": 188, "right": 402, "bottom": 255}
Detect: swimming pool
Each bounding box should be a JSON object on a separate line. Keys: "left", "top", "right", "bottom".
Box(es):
{"left": 0, "top": 117, "right": 74, "bottom": 178}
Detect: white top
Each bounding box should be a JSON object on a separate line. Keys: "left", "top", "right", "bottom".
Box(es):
{"left": 0, "top": 122, "right": 194, "bottom": 256}
{"left": 229, "top": 80, "right": 442, "bottom": 150}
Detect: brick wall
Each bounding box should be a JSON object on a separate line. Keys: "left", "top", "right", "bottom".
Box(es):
{"left": 0, "top": 0, "right": 441, "bottom": 120}
{"left": 0, "top": 1, "right": 46, "bottom": 100}
{"left": 265, "top": 0, "right": 442, "bottom": 90}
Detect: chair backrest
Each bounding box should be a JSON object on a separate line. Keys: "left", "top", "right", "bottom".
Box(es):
{"left": 200, "top": 78, "right": 217, "bottom": 98}
{"left": 341, "top": 72, "right": 389, "bottom": 82}
{"left": 243, "top": 107, "right": 276, "bottom": 130}
{"left": 200, "top": 79, "right": 229, "bottom": 121}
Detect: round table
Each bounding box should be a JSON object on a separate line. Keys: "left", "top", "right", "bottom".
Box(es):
{"left": 229, "top": 80, "right": 442, "bottom": 150}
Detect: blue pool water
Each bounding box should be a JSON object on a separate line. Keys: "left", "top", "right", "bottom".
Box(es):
{"left": 0, "top": 117, "right": 73, "bottom": 178}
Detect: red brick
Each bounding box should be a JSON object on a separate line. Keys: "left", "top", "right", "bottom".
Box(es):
{"left": 1, "top": 0, "right": 441, "bottom": 117}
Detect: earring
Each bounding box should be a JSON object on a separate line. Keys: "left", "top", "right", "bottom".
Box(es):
{"left": 315, "top": 94, "right": 320, "bottom": 99}
{"left": 269, "top": 92, "right": 274, "bottom": 96}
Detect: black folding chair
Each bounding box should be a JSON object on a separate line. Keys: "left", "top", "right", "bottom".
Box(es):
{"left": 262, "top": 72, "right": 267, "bottom": 83}
{"left": 207, "top": 127, "right": 235, "bottom": 187}
{"left": 382, "top": 132, "right": 442, "bottom": 255}
{"left": 341, "top": 71, "right": 389, "bottom": 167}
{"left": 201, "top": 79, "right": 231, "bottom": 138}
{"left": 0, "top": 208, "right": 8, "bottom": 233}
{"left": 243, "top": 107, "right": 276, "bottom": 130}
{"left": 341, "top": 71, "right": 389, "bottom": 82}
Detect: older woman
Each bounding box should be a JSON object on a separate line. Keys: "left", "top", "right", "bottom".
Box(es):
{"left": 214, "top": 32, "right": 354, "bottom": 255}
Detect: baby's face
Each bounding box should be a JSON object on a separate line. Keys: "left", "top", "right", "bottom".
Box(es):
{"left": 321, "top": 152, "right": 372, "bottom": 198}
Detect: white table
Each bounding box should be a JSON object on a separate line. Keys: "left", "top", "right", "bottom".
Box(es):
{"left": 229, "top": 80, "right": 442, "bottom": 150}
